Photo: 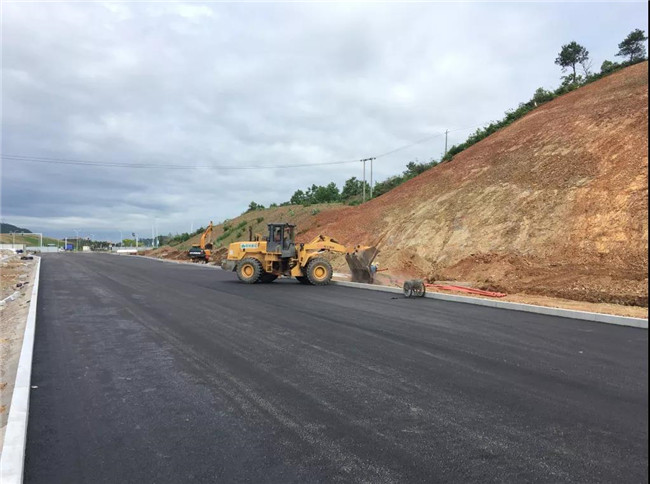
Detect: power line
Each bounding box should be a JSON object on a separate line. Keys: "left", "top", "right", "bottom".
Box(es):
{"left": 372, "top": 123, "right": 484, "bottom": 159}
{"left": 0, "top": 154, "right": 359, "bottom": 170}
{"left": 1, "top": 123, "right": 486, "bottom": 171}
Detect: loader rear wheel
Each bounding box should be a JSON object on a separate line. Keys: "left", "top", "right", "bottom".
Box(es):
{"left": 237, "top": 258, "right": 262, "bottom": 284}
{"left": 260, "top": 273, "right": 278, "bottom": 283}
{"left": 306, "top": 258, "right": 333, "bottom": 286}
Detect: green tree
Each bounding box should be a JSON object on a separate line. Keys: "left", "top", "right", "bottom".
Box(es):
{"left": 403, "top": 160, "right": 435, "bottom": 179}
{"left": 341, "top": 177, "right": 368, "bottom": 200}
{"left": 555, "top": 41, "right": 590, "bottom": 83}
{"left": 290, "top": 189, "right": 307, "bottom": 205}
{"left": 616, "top": 29, "right": 648, "bottom": 61}
{"left": 247, "top": 201, "right": 265, "bottom": 212}
{"left": 600, "top": 60, "right": 619, "bottom": 74}
{"left": 531, "top": 87, "right": 555, "bottom": 105}
{"left": 308, "top": 183, "right": 340, "bottom": 204}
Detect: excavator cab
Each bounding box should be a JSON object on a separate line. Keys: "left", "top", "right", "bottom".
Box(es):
{"left": 266, "top": 223, "right": 296, "bottom": 258}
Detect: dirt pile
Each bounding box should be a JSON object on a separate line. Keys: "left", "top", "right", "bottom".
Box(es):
{"left": 303, "top": 62, "right": 649, "bottom": 306}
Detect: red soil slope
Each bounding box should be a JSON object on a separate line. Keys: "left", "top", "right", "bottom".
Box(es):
{"left": 303, "top": 62, "right": 649, "bottom": 305}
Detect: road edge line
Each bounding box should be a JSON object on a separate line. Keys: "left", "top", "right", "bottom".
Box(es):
{"left": 330, "top": 280, "right": 648, "bottom": 329}
{"left": 0, "top": 256, "right": 42, "bottom": 484}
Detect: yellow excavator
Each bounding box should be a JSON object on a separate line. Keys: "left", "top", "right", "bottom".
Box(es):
{"left": 221, "top": 223, "right": 378, "bottom": 285}
{"left": 188, "top": 222, "right": 214, "bottom": 263}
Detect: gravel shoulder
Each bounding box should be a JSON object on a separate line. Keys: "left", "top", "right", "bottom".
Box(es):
{"left": 0, "top": 253, "right": 37, "bottom": 451}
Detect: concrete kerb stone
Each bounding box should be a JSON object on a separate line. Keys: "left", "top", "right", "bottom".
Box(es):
{"left": 331, "top": 280, "right": 648, "bottom": 329}
{"left": 0, "top": 256, "right": 41, "bottom": 484}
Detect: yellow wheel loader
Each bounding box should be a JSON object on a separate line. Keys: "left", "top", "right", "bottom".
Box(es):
{"left": 221, "top": 223, "right": 378, "bottom": 285}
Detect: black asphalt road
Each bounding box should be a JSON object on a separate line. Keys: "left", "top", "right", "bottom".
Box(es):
{"left": 25, "top": 254, "right": 648, "bottom": 483}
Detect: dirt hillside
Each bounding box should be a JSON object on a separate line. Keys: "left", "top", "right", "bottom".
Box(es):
{"left": 303, "top": 62, "right": 649, "bottom": 306}
{"left": 146, "top": 203, "right": 347, "bottom": 262}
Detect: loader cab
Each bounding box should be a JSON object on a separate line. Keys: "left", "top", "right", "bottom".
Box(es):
{"left": 267, "top": 223, "right": 296, "bottom": 258}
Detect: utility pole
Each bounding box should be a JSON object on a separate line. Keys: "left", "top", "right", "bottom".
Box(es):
{"left": 444, "top": 129, "right": 449, "bottom": 156}
{"left": 360, "top": 157, "right": 376, "bottom": 202}
{"left": 361, "top": 159, "right": 366, "bottom": 202}
{"left": 370, "top": 157, "right": 376, "bottom": 198}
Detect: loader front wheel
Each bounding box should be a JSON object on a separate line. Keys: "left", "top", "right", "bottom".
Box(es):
{"left": 237, "top": 258, "right": 262, "bottom": 284}
{"left": 306, "top": 258, "right": 333, "bottom": 286}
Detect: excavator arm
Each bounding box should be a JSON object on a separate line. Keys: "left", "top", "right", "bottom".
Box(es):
{"left": 199, "top": 221, "right": 214, "bottom": 249}
{"left": 188, "top": 221, "right": 215, "bottom": 262}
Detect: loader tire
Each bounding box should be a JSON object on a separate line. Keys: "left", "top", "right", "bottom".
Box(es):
{"left": 237, "top": 258, "right": 262, "bottom": 284}
{"left": 260, "top": 273, "right": 278, "bottom": 283}
{"left": 306, "top": 258, "right": 333, "bottom": 286}
{"left": 295, "top": 276, "right": 310, "bottom": 284}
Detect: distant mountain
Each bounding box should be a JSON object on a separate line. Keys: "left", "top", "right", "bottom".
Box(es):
{"left": 0, "top": 222, "right": 32, "bottom": 234}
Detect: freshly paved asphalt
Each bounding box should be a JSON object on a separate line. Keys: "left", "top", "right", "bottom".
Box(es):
{"left": 25, "top": 254, "right": 648, "bottom": 483}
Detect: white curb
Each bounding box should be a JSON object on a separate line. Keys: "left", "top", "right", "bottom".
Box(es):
{"left": 331, "top": 280, "right": 648, "bottom": 329}
{"left": 0, "top": 257, "right": 41, "bottom": 483}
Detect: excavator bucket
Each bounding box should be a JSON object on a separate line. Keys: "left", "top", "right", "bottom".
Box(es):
{"left": 345, "top": 245, "right": 379, "bottom": 284}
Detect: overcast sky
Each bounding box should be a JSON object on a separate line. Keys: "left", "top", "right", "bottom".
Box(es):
{"left": 1, "top": 1, "right": 648, "bottom": 241}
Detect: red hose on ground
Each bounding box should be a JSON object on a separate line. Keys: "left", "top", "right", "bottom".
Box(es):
{"left": 425, "top": 284, "right": 507, "bottom": 298}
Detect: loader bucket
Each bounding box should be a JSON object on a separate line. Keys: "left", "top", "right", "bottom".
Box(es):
{"left": 345, "top": 245, "right": 379, "bottom": 284}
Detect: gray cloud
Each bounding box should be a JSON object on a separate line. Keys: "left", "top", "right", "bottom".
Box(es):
{"left": 1, "top": 1, "right": 647, "bottom": 240}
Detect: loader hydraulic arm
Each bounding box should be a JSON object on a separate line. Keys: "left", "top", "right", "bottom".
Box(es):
{"left": 301, "top": 235, "right": 379, "bottom": 284}
{"left": 302, "top": 235, "right": 350, "bottom": 255}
